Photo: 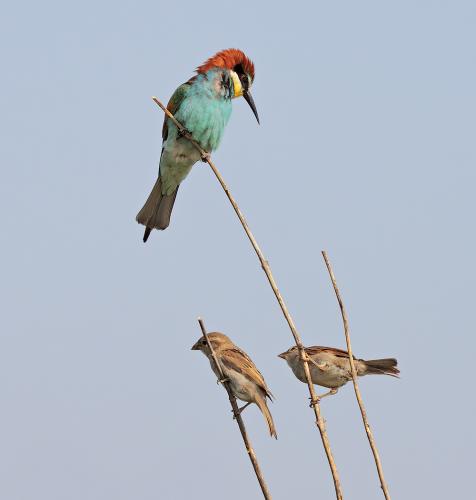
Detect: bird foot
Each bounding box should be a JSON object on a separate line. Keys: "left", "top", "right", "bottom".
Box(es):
{"left": 176, "top": 127, "right": 191, "bottom": 139}
{"left": 232, "top": 402, "right": 251, "bottom": 419}
{"left": 319, "top": 388, "right": 339, "bottom": 399}
{"left": 201, "top": 152, "right": 211, "bottom": 163}
{"left": 309, "top": 388, "right": 338, "bottom": 405}
{"left": 309, "top": 396, "right": 321, "bottom": 407}
{"left": 217, "top": 377, "right": 229, "bottom": 385}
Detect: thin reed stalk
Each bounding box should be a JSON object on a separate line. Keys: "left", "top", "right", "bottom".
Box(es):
{"left": 321, "top": 251, "right": 392, "bottom": 500}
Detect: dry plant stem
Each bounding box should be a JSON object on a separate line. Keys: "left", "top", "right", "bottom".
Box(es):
{"left": 321, "top": 251, "right": 392, "bottom": 500}
{"left": 197, "top": 318, "right": 272, "bottom": 500}
{"left": 152, "top": 96, "right": 343, "bottom": 500}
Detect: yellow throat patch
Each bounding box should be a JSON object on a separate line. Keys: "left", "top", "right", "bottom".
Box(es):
{"left": 230, "top": 71, "right": 243, "bottom": 98}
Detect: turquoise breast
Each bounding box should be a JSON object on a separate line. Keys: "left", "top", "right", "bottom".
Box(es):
{"left": 174, "top": 69, "right": 233, "bottom": 152}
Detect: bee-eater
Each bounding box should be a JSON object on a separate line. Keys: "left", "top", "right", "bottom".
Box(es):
{"left": 136, "top": 48, "right": 259, "bottom": 242}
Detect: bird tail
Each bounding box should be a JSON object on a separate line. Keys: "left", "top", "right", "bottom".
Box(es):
{"left": 364, "top": 358, "right": 400, "bottom": 377}
{"left": 255, "top": 396, "right": 277, "bottom": 439}
{"left": 136, "top": 177, "right": 179, "bottom": 241}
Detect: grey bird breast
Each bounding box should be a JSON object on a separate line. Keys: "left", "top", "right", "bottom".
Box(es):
{"left": 292, "top": 357, "right": 352, "bottom": 388}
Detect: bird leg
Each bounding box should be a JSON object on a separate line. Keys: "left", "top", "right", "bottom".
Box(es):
{"left": 317, "top": 388, "right": 339, "bottom": 399}
{"left": 309, "top": 396, "right": 320, "bottom": 408}
{"left": 217, "top": 377, "right": 230, "bottom": 385}
{"left": 176, "top": 126, "right": 191, "bottom": 139}
{"left": 201, "top": 151, "right": 211, "bottom": 163}
{"left": 308, "top": 388, "right": 338, "bottom": 407}
{"left": 232, "top": 402, "right": 252, "bottom": 419}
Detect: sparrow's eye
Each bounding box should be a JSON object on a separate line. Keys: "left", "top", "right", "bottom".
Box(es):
{"left": 201, "top": 340, "right": 207, "bottom": 345}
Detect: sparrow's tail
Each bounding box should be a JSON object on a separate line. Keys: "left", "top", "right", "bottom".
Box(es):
{"left": 136, "top": 177, "right": 179, "bottom": 242}
{"left": 364, "top": 358, "right": 400, "bottom": 377}
{"left": 255, "top": 396, "right": 277, "bottom": 439}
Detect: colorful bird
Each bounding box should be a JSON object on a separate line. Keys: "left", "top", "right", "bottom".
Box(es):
{"left": 136, "top": 49, "right": 259, "bottom": 242}
{"left": 278, "top": 346, "right": 399, "bottom": 400}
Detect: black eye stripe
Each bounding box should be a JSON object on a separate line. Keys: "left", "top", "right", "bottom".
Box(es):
{"left": 232, "top": 63, "right": 250, "bottom": 90}
{"left": 233, "top": 63, "right": 244, "bottom": 74}
{"left": 220, "top": 73, "right": 233, "bottom": 99}
{"left": 240, "top": 74, "right": 249, "bottom": 91}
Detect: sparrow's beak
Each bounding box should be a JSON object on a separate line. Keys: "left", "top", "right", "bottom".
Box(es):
{"left": 191, "top": 340, "right": 200, "bottom": 350}
{"left": 277, "top": 352, "right": 286, "bottom": 359}
{"left": 243, "top": 90, "right": 260, "bottom": 124}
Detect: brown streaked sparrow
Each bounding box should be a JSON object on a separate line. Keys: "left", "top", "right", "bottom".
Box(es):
{"left": 278, "top": 345, "right": 399, "bottom": 400}
{"left": 192, "top": 332, "right": 277, "bottom": 438}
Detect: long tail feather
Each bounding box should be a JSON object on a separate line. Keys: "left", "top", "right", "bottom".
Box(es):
{"left": 364, "top": 358, "right": 400, "bottom": 377}
{"left": 255, "top": 396, "right": 277, "bottom": 439}
{"left": 143, "top": 227, "right": 152, "bottom": 243}
{"left": 136, "top": 177, "right": 179, "bottom": 241}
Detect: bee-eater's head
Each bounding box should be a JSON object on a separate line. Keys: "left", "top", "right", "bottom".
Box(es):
{"left": 196, "top": 48, "right": 259, "bottom": 124}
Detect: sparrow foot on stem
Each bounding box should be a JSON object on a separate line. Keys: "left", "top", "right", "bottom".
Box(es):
{"left": 309, "top": 388, "right": 338, "bottom": 406}
{"left": 201, "top": 152, "right": 211, "bottom": 162}
{"left": 232, "top": 402, "right": 252, "bottom": 419}
{"left": 309, "top": 397, "right": 321, "bottom": 408}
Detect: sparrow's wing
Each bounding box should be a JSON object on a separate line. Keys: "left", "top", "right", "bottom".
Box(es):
{"left": 306, "top": 346, "right": 359, "bottom": 361}
{"left": 221, "top": 348, "right": 274, "bottom": 400}
{"left": 162, "top": 80, "right": 193, "bottom": 141}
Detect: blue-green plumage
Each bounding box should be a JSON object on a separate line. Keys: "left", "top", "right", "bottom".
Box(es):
{"left": 159, "top": 70, "right": 233, "bottom": 196}
{"left": 173, "top": 70, "right": 233, "bottom": 151}
{"left": 137, "top": 69, "right": 234, "bottom": 236}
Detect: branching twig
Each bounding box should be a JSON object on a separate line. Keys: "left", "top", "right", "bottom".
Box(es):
{"left": 321, "top": 251, "right": 392, "bottom": 500}
{"left": 197, "top": 318, "right": 272, "bottom": 500}
{"left": 152, "top": 97, "right": 343, "bottom": 499}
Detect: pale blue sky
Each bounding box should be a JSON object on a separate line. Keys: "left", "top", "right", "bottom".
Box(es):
{"left": 1, "top": 1, "right": 475, "bottom": 499}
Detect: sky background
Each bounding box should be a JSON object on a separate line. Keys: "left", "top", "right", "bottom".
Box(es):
{"left": 1, "top": 1, "right": 475, "bottom": 499}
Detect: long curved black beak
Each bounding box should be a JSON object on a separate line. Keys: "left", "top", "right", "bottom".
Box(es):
{"left": 243, "top": 90, "right": 260, "bottom": 124}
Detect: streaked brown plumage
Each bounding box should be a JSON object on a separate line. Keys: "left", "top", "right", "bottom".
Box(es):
{"left": 278, "top": 345, "right": 399, "bottom": 399}
{"left": 192, "top": 332, "right": 277, "bottom": 438}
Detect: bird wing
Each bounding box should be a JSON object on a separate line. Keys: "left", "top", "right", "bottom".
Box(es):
{"left": 306, "top": 346, "right": 358, "bottom": 361}
{"left": 162, "top": 81, "right": 193, "bottom": 141}
{"left": 221, "top": 348, "right": 274, "bottom": 400}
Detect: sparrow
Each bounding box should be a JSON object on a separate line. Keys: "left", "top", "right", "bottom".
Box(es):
{"left": 192, "top": 332, "right": 277, "bottom": 438}
{"left": 278, "top": 345, "right": 399, "bottom": 399}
